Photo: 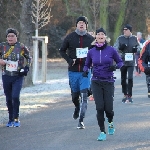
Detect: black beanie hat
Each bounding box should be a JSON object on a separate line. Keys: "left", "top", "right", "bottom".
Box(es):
{"left": 76, "top": 16, "right": 88, "bottom": 26}
{"left": 123, "top": 24, "right": 132, "bottom": 32}
{"left": 96, "top": 28, "right": 106, "bottom": 35}
{"left": 6, "top": 28, "right": 18, "bottom": 37}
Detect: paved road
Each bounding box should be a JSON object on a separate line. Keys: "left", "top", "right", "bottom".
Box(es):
{"left": 0, "top": 70, "right": 150, "bottom": 150}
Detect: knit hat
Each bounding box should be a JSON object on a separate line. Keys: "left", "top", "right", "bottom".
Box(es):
{"left": 76, "top": 16, "right": 88, "bottom": 27}
{"left": 96, "top": 28, "right": 106, "bottom": 35}
{"left": 123, "top": 24, "right": 132, "bottom": 32}
{"left": 6, "top": 28, "right": 18, "bottom": 37}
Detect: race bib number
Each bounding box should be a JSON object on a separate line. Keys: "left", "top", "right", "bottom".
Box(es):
{"left": 76, "top": 47, "right": 88, "bottom": 58}
{"left": 6, "top": 61, "right": 18, "bottom": 72}
{"left": 125, "top": 53, "right": 133, "bottom": 61}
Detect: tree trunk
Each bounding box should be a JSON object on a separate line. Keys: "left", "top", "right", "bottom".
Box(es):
{"left": 19, "top": 0, "right": 34, "bottom": 87}
{"left": 113, "top": 0, "right": 128, "bottom": 42}
{"left": 144, "top": 0, "right": 150, "bottom": 35}
{"left": 99, "top": 0, "right": 109, "bottom": 31}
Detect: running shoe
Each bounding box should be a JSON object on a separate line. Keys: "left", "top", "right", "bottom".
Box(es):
{"left": 128, "top": 96, "right": 133, "bottom": 103}
{"left": 122, "top": 95, "right": 128, "bottom": 103}
{"left": 108, "top": 122, "right": 115, "bottom": 135}
{"left": 135, "top": 72, "right": 139, "bottom": 77}
{"left": 97, "top": 132, "right": 106, "bottom": 141}
{"left": 6, "top": 121, "right": 14, "bottom": 127}
{"left": 148, "top": 86, "right": 150, "bottom": 98}
{"left": 13, "top": 119, "right": 20, "bottom": 127}
{"left": 77, "top": 122, "right": 85, "bottom": 129}
{"left": 148, "top": 93, "right": 150, "bottom": 98}
{"left": 89, "top": 95, "right": 94, "bottom": 101}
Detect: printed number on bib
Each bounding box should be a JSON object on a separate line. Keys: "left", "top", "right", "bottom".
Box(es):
{"left": 6, "top": 61, "right": 18, "bottom": 72}
{"left": 76, "top": 47, "right": 88, "bottom": 58}
{"left": 125, "top": 53, "right": 133, "bottom": 61}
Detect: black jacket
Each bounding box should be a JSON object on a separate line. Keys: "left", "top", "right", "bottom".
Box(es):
{"left": 141, "top": 41, "right": 150, "bottom": 68}
{"left": 114, "top": 35, "right": 140, "bottom": 66}
{"left": 59, "top": 31, "right": 94, "bottom": 72}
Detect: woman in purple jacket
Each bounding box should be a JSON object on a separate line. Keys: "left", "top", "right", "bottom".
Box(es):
{"left": 83, "top": 28, "right": 123, "bottom": 141}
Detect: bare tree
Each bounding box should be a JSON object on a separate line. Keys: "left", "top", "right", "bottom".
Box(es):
{"left": 31, "top": 0, "right": 52, "bottom": 83}
{"left": 19, "top": 0, "right": 52, "bottom": 84}
{"left": 32, "top": 0, "right": 52, "bottom": 37}
{"left": 88, "top": 0, "right": 100, "bottom": 31}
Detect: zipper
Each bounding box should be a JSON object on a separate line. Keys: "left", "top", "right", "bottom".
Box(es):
{"left": 79, "top": 36, "right": 83, "bottom": 72}
{"left": 99, "top": 50, "right": 101, "bottom": 63}
{"left": 127, "top": 37, "right": 129, "bottom": 53}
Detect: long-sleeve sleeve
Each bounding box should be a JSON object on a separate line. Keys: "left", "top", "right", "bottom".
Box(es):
{"left": 59, "top": 36, "right": 71, "bottom": 64}
{"left": 141, "top": 43, "right": 150, "bottom": 68}
{"left": 23, "top": 46, "right": 31, "bottom": 67}
{"left": 113, "top": 48, "right": 123, "bottom": 68}
{"left": 83, "top": 50, "right": 92, "bottom": 72}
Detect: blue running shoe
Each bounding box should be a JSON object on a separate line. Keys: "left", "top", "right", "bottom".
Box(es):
{"left": 13, "top": 119, "right": 20, "bottom": 127}
{"left": 97, "top": 132, "right": 106, "bottom": 141}
{"left": 108, "top": 122, "right": 115, "bottom": 135}
{"left": 6, "top": 121, "right": 14, "bottom": 127}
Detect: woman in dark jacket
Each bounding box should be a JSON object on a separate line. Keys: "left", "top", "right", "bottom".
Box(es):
{"left": 83, "top": 28, "right": 123, "bottom": 141}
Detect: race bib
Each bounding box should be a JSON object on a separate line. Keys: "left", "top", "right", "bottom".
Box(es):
{"left": 6, "top": 61, "right": 18, "bottom": 72}
{"left": 125, "top": 53, "right": 133, "bottom": 61}
{"left": 76, "top": 47, "right": 88, "bottom": 58}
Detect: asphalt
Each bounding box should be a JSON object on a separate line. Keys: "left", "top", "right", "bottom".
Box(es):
{"left": 0, "top": 70, "right": 150, "bottom": 150}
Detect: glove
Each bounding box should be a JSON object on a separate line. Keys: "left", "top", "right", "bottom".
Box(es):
{"left": 82, "top": 71, "right": 88, "bottom": 77}
{"left": 144, "top": 67, "right": 150, "bottom": 75}
{"left": 109, "top": 65, "right": 116, "bottom": 71}
{"left": 132, "top": 47, "right": 138, "bottom": 53}
{"left": 119, "top": 44, "right": 127, "bottom": 51}
{"left": 19, "top": 66, "right": 29, "bottom": 76}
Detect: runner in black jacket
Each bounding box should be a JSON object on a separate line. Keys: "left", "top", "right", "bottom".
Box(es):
{"left": 114, "top": 24, "right": 140, "bottom": 103}
{"left": 59, "top": 16, "right": 94, "bottom": 129}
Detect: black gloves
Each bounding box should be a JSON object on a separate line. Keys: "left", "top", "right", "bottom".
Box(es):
{"left": 109, "top": 65, "right": 117, "bottom": 71}
{"left": 144, "top": 67, "right": 150, "bottom": 75}
{"left": 119, "top": 44, "right": 127, "bottom": 51}
{"left": 119, "top": 44, "right": 138, "bottom": 53}
{"left": 82, "top": 71, "right": 88, "bottom": 77}
{"left": 132, "top": 47, "right": 138, "bottom": 53}
{"left": 19, "top": 66, "right": 29, "bottom": 76}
